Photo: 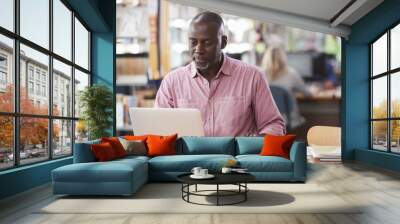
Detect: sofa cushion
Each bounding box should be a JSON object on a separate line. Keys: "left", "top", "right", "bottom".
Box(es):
{"left": 53, "top": 159, "right": 147, "bottom": 183}
{"left": 178, "top": 137, "right": 235, "bottom": 155}
{"left": 101, "top": 137, "right": 127, "bottom": 158}
{"left": 115, "top": 155, "right": 150, "bottom": 163}
{"left": 148, "top": 154, "right": 235, "bottom": 172}
{"left": 73, "top": 139, "right": 100, "bottom": 163}
{"left": 260, "top": 134, "right": 296, "bottom": 159}
{"left": 236, "top": 155, "right": 293, "bottom": 172}
{"left": 147, "top": 134, "right": 178, "bottom": 157}
{"left": 119, "top": 138, "right": 147, "bottom": 156}
{"left": 91, "top": 142, "right": 118, "bottom": 161}
{"left": 123, "top": 135, "right": 148, "bottom": 141}
{"left": 235, "top": 137, "right": 264, "bottom": 155}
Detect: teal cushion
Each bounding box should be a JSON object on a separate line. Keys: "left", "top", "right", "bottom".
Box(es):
{"left": 178, "top": 137, "right": 235, "bottom": 155}
{"left": 235, "top": 137, "right": 264, "bottom": 155}
{"left": 73, "top": 139, "right": 101, "bottom": 163}
{"left": 236, "top": 155, "right": 293, "bottom": 172}
{"left": 52, "top": 159, "right": 147, "bottom": 183}
{"left": 148, "top": 154, "right": 235, "bottom": 172}
{"left": 117, "top": 155, "right": 150, "bottom": 162}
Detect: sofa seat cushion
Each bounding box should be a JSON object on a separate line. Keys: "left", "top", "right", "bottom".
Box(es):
{"left": 53, "top": 159, "right": 147, "bottom": 183}
{"left": 236, "top": 155, "right": 293, "bottom": 172}
{"left": 117, "top": 155, "right": 150, "bottom": 162}
{"left": 149, "top": 154, "right": 235, "bottom": 172}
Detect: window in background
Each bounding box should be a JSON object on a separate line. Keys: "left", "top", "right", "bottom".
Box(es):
{"left": 0, "top": 35, "right": 14, "bottom": 113}
{"left": 53, "top": 59, "right": 72, "bottom": 117}
{"left": 0, "top": 0, "right": 14, "bottom": 32}
{"left": 36, "top": 84, "right": 40, "bottom": 95}
{"left": 391, "top": 72, "right": 400, "bottom": 118}
{"left": 74, "top": 69, "right": 89, "bottom": 143}
{"left": 74, "top": 69, "right": 89, "bottom": 118}
{"left": 0, "top": 53, "right": 8, "bottom": 86}
{"left": 0, "top": 116, "right": 13, "bottom": 169}
{"left": 35, "top": 70, "right": 40, "bottom": 81}
{"left": 20, "top": 0, "right": 49, "bottom": 49}
{"left": 19, "top": 117, "right": 49, "bottom": 165}
{"left": 0, "top": 0, "right": 91, "bottom": 170}
{"left": 372, "top": 121, "right": 388, "bottom": 151}
{"left": 391, "top": 120, "right": 400, "bottom": 153}
{"left": 53, "top": 0, "right": 72, "bottom": 60}
{"left": 28, "top": 81, "right": 33, "bottom": 94}
{"left": 371, "top": 23, "right": 400, "bottom": 154}
{"left": 75, "top": 120, "right": 88, "bottom": 143}
{"left": 53, "top": 119, "right": 72, "bottom": 158}
{"left": 372, "top": 77, "right": 387, "bottom": 119}
{"left": 20, "top": 44, "right": 49, "bottom": 115}
{"left": 28, "top": 67, "right": 34, "bottom": 80}
{"left": 372, "top": 34, "right": 387, "bottom": 77}
{"left": 74, "top": 18, "right": 89, "bottom": 70}
{"left": 391, "top": 24, "right": 400, "bottom": 70}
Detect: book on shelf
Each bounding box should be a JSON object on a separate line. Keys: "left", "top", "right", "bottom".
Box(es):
{"left": 116, "top": 94, "right": 137, "bottom": 131}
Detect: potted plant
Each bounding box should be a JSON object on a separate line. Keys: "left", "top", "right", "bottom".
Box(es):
{"left": 79, "top": 84, "right": 113, "bottom": 140}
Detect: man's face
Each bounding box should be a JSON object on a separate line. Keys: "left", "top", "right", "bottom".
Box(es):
{"left": 188, "top": 21, "right": 227, "bottom": 71}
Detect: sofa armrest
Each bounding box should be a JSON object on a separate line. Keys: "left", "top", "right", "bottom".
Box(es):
{"left": 73, "top": 140, "right": 100, "bottom": 163}
{"left": 289, "top": 141, "right": 307, "bottom": 182}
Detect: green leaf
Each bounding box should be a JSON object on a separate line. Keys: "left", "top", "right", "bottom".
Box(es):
{"left": 79, "top": 84, "right": 113, "bottom": 140}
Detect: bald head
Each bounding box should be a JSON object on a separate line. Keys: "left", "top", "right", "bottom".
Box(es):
{"left": 188, "top": 11, "right": 227, "bottom": 76}
{"left": 190, "top": 11, "right": 225, "bottom": 35}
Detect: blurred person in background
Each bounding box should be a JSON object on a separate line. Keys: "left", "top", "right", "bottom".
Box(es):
{"left": 313, "top": 53, "right": 339, "bottom": 89}
{"left": 261, "top": 46, "right": 312, "bottom": 129}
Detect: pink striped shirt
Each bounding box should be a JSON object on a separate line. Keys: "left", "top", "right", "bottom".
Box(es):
{"left": 155, "top": 55, "right": 285, "bottom": 137}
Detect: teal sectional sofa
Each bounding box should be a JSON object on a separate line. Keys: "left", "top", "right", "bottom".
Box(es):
{"left": 52, "top": 137, "right": 306, "bottom": 196}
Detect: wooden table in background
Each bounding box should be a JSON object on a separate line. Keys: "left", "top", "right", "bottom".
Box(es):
{"left": 293, "top": 95, "right": 341, "bottom": 144}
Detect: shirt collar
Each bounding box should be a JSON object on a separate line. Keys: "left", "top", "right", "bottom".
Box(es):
{"left": 190, "top": 54, "right": 232, "bottom": 78}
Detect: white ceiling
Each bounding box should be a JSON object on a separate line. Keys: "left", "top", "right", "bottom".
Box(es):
{"left": 225, "top": 0, "right": 352, "bottom": 23}
{"left": 168, "top": 0, "right": 384, "bottom": 38}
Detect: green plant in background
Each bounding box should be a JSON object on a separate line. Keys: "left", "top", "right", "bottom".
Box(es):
{"left": 79, "top": 84, "right": 113, "bottom": 140}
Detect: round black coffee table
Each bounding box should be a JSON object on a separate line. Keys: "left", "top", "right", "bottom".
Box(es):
{"left": 177, "top": 173, "right": 255, "bottom": 206}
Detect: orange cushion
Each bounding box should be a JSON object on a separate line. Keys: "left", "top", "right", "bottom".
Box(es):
{"left": 101, "top": 137, "right": 127, "bottom": 158}
{"left": 259, "top": 134, "right": 296, "bottom": 159}
{"left": 146, "top": 134, "right": 178, "bottom": 157}
{"left": 91, "top": 142, "right": 118, "bottom": 161}
{"left": 123, "top": 135, "right": 148, "bottom": 141}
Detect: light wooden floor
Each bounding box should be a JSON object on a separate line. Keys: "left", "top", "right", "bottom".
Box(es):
{"left": 1, "top": 161, "right": 400, "bottom": 224}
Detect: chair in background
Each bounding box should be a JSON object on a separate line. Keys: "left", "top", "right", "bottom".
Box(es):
{"left": 307, "top": 126, "right": 341, "bottom": 162}
{"left": 270, "top": 85, "right": 293, "bottom": 130}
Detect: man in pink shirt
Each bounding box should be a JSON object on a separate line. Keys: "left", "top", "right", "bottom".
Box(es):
{"left": 155, "top": 12, "right": 285, "bottom": 137}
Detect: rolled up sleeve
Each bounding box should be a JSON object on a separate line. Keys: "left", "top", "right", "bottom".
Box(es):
{"left": 154, "top": 75, "right": 175, "bottom": 108}
{"left": 252, "top": 71, "right": 286, "bottom": 136}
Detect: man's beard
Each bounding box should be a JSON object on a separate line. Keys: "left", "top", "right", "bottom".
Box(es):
{"left": 194, "top": 60, "right": 210, "bottom": 70}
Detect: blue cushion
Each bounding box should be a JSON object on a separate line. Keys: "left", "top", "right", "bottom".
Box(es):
{"left": 52, "top": 159, "right": 146, "bottom": 183}
{"left": 73, "top": 139, "right": 100, "bottom": 163}
{"left": 177, "top": 137, "right": 235, "bottom": 155}
{"left": 148, "top": 154, "right": 235, "bottom": 172}
{"left": 52, "top": 158, "right": 148, "bottom": 195}
{"left": 235, "top": 137, "right": 264, "bottom": 155}
{"left": 236, "top": 155, "right": 293, "bottom": 172}
{"left": 117, "top": 155, "right": 150, "bottom": 163}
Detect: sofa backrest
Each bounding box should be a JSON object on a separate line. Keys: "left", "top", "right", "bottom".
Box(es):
{"left": 73, "top": 139, "right": 100, "bottom": 163}
{"left": 235, "top": 137, "right": 264, "bottom": 155}
{"left": 73, "top": 137, "right": 265, "bottom": 162}
{"left": 177, "top": 137, "right": 235, "bottom": 155}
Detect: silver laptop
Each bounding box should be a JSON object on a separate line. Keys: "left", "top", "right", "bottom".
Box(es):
{"left": 129, "top": 107, "right": 205, "bottom": 137}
